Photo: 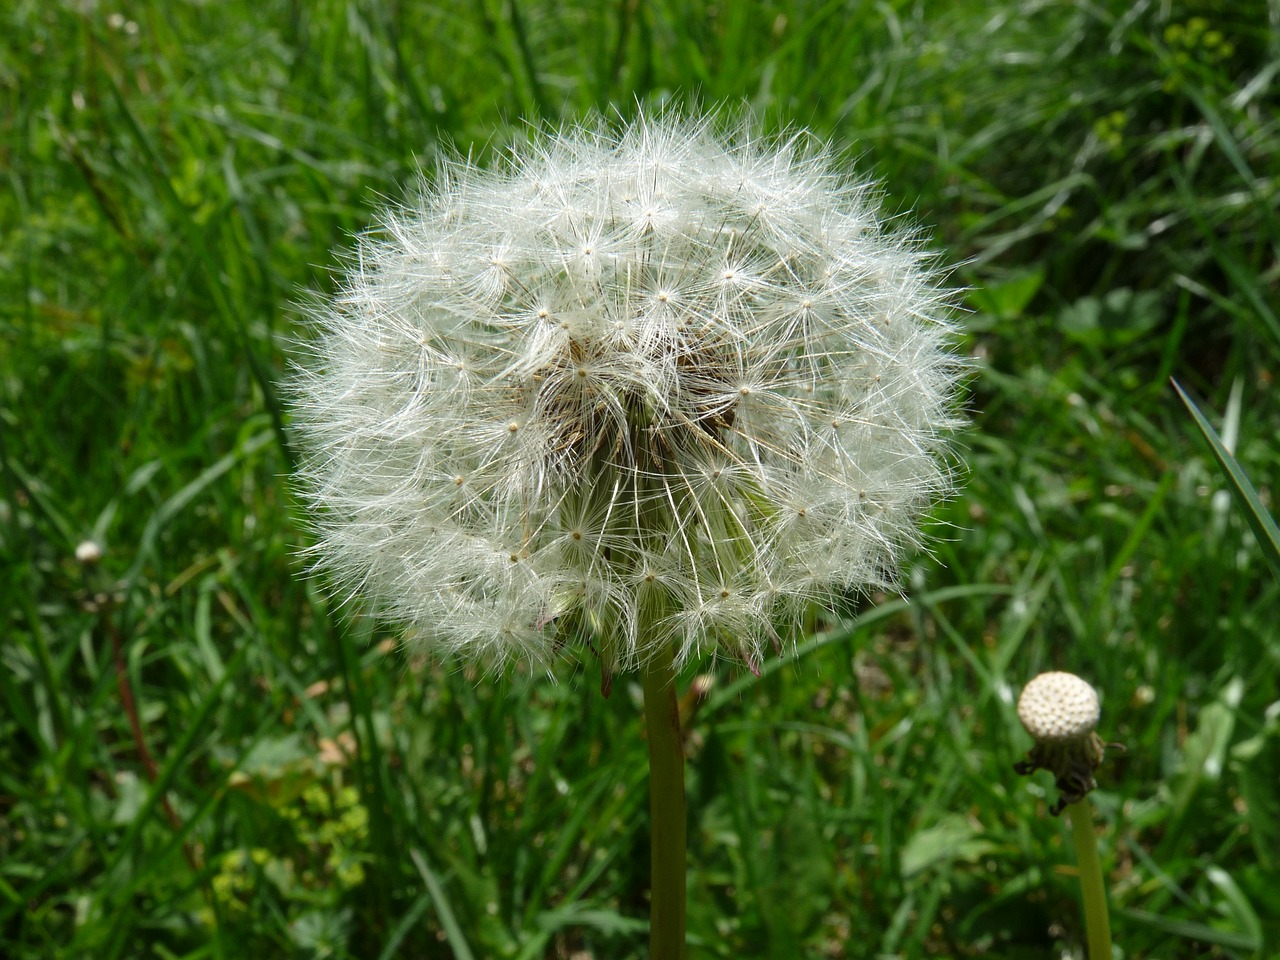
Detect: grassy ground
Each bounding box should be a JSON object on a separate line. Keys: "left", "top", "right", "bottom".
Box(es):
{"left": 3, "top": 1, "right": 1278, "bottom": 957}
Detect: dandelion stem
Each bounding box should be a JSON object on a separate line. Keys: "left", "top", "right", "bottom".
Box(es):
{"left": 642, "top": 640, "right": 686, "bottom": 959}
{"left": 1067, "top": 799, "right": 1112, "bottom": 960}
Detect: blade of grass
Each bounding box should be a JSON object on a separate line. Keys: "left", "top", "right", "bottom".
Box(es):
{"left": 704, "top": 583, "right": 1015, "bottom": 714}
{"left": 123, "top": 427, "right": 275, "bottom": 588}
{"left": 376, "top": 894, "right": 434, "bottom": 960}
{"left": 1167, "top": 164, "right": 1280, "bottom": 352}
{"left": 1172, "top": 379, "right": 1280, "bottom": 583}
{"left": 410, "top": 848, "right": 477, "bottom": 960}
{"left": 1119, "top": 908, "right": 1261, "bottom": 952}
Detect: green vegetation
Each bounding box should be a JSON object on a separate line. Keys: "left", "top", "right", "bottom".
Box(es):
{"left": 3, "top": 1, "right": 1277, "bottom": 957}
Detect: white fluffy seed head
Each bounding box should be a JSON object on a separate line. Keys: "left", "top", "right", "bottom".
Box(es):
{"left": 289, "top": 111, "right": 965, "bottom": 672}
{"left": 1017, "top": 672, "right": 1101, "bottom": 742}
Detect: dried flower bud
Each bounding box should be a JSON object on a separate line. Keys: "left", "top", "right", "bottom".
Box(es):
{"left": 75, "top": 540, "right": 104, "bottom": 566}
{"left": 1015, "top": 671, "right": 1114, "bottom": 815}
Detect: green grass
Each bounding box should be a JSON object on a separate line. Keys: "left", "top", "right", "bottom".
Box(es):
{"left": 3, "top": 0, "right": 1278, "bottom": 957}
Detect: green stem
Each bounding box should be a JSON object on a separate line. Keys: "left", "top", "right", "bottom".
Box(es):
{"left": 642, "top": 642, "right": 686, "bottom": 960}
{"left": 1067, "top": 799, "right": 1112, "bottom": 960}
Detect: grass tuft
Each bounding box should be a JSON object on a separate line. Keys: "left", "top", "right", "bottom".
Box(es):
{"left": 2, "top": 1, "right": 1277, "bottom": 957}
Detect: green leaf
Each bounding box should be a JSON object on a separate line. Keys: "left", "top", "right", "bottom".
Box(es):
{"left": 1173, "top": 379, "right": 1280, "bottom": 583}
{"left": 1060, "top": 288, "right": 1161, "bottom": 348}
{"left": 1231, "top": 707, "right": 1280, "bottom": 871}
{"left": 967, "top": 268, "right": 1044, "bottom": 321}
{"left": 1162, "top": 678, "right": 1243, "bottom": 858}
{"left": 1205, "top": 866, "right": 1264, "bottom": 951}
{"left": 900, "top": 814, "right": 996, "bottom": 879}
{"left": 224, "top": 733, "right": 319, "bottom": 806}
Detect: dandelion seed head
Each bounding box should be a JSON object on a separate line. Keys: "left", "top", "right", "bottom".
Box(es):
{"left": 290, "top": 111, "right": 964, "bottom": 672}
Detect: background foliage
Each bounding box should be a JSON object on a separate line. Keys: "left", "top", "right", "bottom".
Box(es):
{"left": 2, "top": 0, "right": 1277, "bottom": 957}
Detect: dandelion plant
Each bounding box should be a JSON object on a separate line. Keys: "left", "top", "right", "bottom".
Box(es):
{"left": 290, "top": 111, "right": 963, "bottom": 956}
{"left": 1015, "top": 671, "right": 1117, "bottom": 960}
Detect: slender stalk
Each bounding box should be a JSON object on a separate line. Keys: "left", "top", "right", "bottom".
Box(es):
{"left": 642, "top": 641, "right": 686, "bottom": 960}
{"left": 1067, "top": 799, "right": 1112, "bottom": 960}
{"left": 106, "top": 605, "right": 201, "bottom": 872}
